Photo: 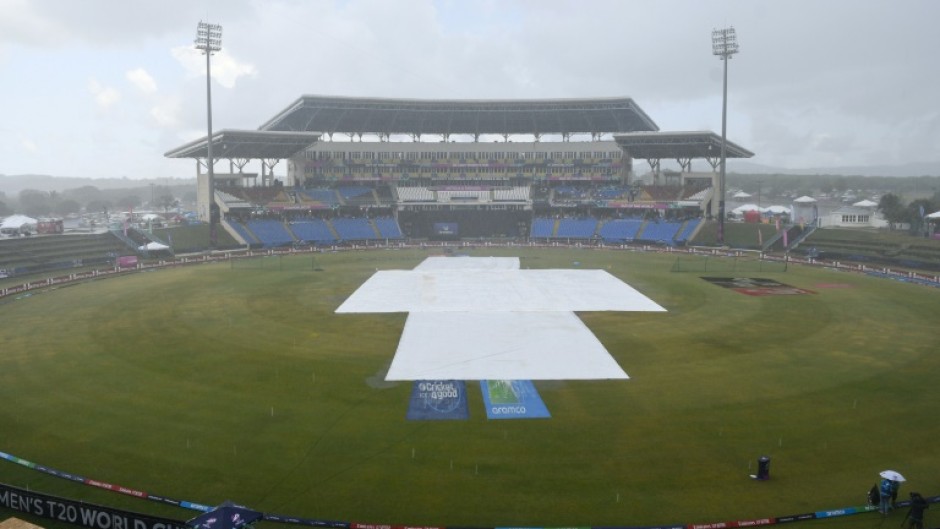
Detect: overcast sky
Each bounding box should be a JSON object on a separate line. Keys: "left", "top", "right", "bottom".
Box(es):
{"left": 0, "top": 0, "right": 938, "bottom": 180}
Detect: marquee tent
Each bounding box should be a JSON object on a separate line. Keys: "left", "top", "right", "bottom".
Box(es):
{"left": 731, "top": 204, "right": 761, "bottom": 214}
{"left": 763, "top": 205, "right": 791, "bottom": 215}
{"left": 0, "top": 215, "right": 38, "bottom": 235}
{"left": 138, "top": 241, "right": 170, "bottom": 252}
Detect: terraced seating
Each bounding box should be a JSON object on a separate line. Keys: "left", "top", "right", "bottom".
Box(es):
{"left": 530, "top": 218, "right": 555, "bottom": 238}
{"left": 373, "top": 217, "right": 403, "bottom": 239}
{"left": 0, "top": 233, "right": 128, "bottom": 275}
{"left": 637, "top": 221, "right": 683, "bottom": 243}
{"left": 339, "top": 187, "right": 376, "bottom": 206}
{"left": 493, "top": 187, "right": 529, "bottom": 201}
{"left": 301, "top": 188, "right": 340, "bottom": 207}
{"left": 556, "top": 218, "right": 598, "bottom": 239}
{"left": 226, "top": 220, "right": 259, "bottom": 245}
{"left": 675, "top": 219, "right": 702, "bottom": 243}
{"left": 331, "top": 218, "right": 377, "bottom": 240}
{"left": 289, "top": 219, "right": 336, "bottom": 243}
{"left": 598, "top": 219, "right": 643, "bottom": 242}
{"left": 397, "top": 187, "right": 435, "bottom": 202}
{"left": 245, "top": 220, "right": 294, "bottom": 247}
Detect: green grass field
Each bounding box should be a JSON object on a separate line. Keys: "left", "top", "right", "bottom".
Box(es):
{"left": 1, "top": 247, "right": 938, "bottom": 529}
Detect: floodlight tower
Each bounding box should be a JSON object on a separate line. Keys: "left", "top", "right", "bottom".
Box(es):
{"left": 712, "top": 26, "right": 738, "bottom": 246}
{"left": 195, "top": 21, "right": 222, "bottom": 247}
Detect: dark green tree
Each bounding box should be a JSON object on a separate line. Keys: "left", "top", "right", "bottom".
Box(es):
{"left": 156, "top": 194, "right": 176, "bottom": 212}
{"left": 907, "top": 198, "right": 936, "bottom": 236}
{"left": 18, "top": 189, "right": 52, "bottom": 217}
{"left": 86, "top": 199, "right": 113, "bottom": 214}
{"left": 56, "top": 199, "right": 81, "bottom": 216}
{"left": 116, "top": 195, "right": 141, "bottom": 210}
{"left": 878, "top": 193, "right": 908, "bottom": 228}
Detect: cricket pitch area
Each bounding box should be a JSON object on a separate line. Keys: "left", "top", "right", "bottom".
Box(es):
{"left": 337, "top": 256, "right": 665, "bottom": 380}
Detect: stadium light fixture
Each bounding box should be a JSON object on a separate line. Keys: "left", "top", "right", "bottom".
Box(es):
{"left": 195, "top": 21, "right": 222, "bottom": 247}
{"left": 712, "top": 26, "right": 738, "bottom": 246}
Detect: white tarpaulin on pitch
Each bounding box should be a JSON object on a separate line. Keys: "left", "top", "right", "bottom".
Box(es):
{"left": 336, "top": 268, "right": 665, "bottom": 313}
{"left": 386, "top": 311, "right": 628, "bottom": 380}
{"left": 337, "top": 256, "right": 666, "bottom": 381}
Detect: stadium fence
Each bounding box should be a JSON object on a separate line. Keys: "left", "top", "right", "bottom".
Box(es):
{"left": 671, "top": 255, "right": 788, "bottom": 273}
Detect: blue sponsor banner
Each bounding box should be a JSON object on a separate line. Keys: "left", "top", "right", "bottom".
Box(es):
{"left": 480, "top": 380, "right": 551, "bottom": 420}
{"left": 433, "top": 222, "right": 458, "bottom": 236}
{"left": 813, "top": 507, "right": 858, "bottom": 519}
{"left": 406, "top": 380, "right": 469, "bottom": 421}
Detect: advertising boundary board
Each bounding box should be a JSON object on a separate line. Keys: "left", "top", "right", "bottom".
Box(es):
{"left": 3, "top": 450, "right": 940, "bottom": 529}
{"left": 0, "top": 483, "right": 186, "bottom": 529}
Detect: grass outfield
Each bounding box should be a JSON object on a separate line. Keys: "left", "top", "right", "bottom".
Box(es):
{"left": 1, "top": 247, "right": 938, "bottom": 528}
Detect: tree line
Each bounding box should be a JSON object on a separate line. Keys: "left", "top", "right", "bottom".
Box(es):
{"left": 0, "top": 184, "right": 197, "bottom": 218}
{"left": 878, "top": 192, "right": 940, "bottom": 235}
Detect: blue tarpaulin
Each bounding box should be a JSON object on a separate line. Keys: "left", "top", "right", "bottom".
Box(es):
{"left": 188, "top": 501, "right": 263, "bottom": 529}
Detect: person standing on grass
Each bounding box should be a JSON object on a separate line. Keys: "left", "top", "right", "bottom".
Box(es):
{"left": 880, "top": 477, "right": 899, "bottom": 514}
{"left": 903, "top": 492, "right": 928, "bottom": 529}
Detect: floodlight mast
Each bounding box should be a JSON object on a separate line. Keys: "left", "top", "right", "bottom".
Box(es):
{"left": 712, "top": 26, "right": 738, "bottom": 246}
{"left": 195, "top": 21, "right": 222, "bottom": 248}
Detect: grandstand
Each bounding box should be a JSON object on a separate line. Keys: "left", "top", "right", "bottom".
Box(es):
{"left": 165, "top": 96, "right": 755, "bottom": 244}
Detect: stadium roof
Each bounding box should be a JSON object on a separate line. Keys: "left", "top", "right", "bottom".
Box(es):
{"left": 258, "top": 95, "right": 659, "bottom": 136}
{"left": 613, "top": 131, "right": 754, "bottom": 159}
{"left": 164, "top": 130, "right": 321, "bottom": 159}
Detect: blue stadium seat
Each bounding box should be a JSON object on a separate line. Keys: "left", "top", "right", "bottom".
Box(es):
{"left": 675, "top": 219, "right": 702, "bottom": 244}
{"left": 227, "top": 220, "right": 258, "bottom": 245}
{"left": 331, "top": 218, "right": 378, "bottom": 240}
{"left": 246, "top": 220, "right": 294, "bottom": 247}
{"left": 530, "top": 218, "right": 555, "bottom": 238}
{"left": 338, "top": 187, "right": 373, "bottom": 200}
{"left": 556, "top": 218, "right": 598, "bottom": 239}
{"left": 637, "top": 221, "right": 683, "bottom": 244}
{"left": 302, "top": 189, "right": 340, "bottom": 206}
{"left": 373, "top": 217, "right": 404, "bottom": 239}
{"left": 289, "top": 219, "right": 336, "bottom": 244}
{"left": 598, "top": 219, "right": 643, "bottom": 242}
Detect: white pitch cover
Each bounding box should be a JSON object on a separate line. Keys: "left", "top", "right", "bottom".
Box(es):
{"left": 335, "top": 256, "right": 666, "bottom": 381}
{"left": 385, "top": 311, "right": 629, "bottom": 381}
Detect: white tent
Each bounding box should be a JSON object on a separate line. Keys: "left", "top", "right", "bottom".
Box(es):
{"left": 732, "top": 191, "right": 752, "bottom": 199}
{"left": 793, "top": 195, "right": 817, "bottom": 203}
{"left": 853, "top": 199, "right": 879, "bottom": 208}
{"left": 0, "top": 215, "right": 38, "bottom": 234}
{"left": 763, "top": 205, "right": 791, "bottom": 215}
{"left": 927, "top": 210, "right": 940, "bottom": 219}
{"left": 731, "top": 204, "right": 761, "bottom": 214}
{"left": 1, "top": 214, "right": 38, "bottom": 229}
{"left": 138, "top": 241, "right": 170, "bottom": 251}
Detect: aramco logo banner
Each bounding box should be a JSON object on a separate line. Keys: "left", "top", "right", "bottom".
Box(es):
{"left": 480, "top": 380, "right": 551, "bottom": 420}
{"left": 406, "top": 380, "right": 469, "bottom": 420}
